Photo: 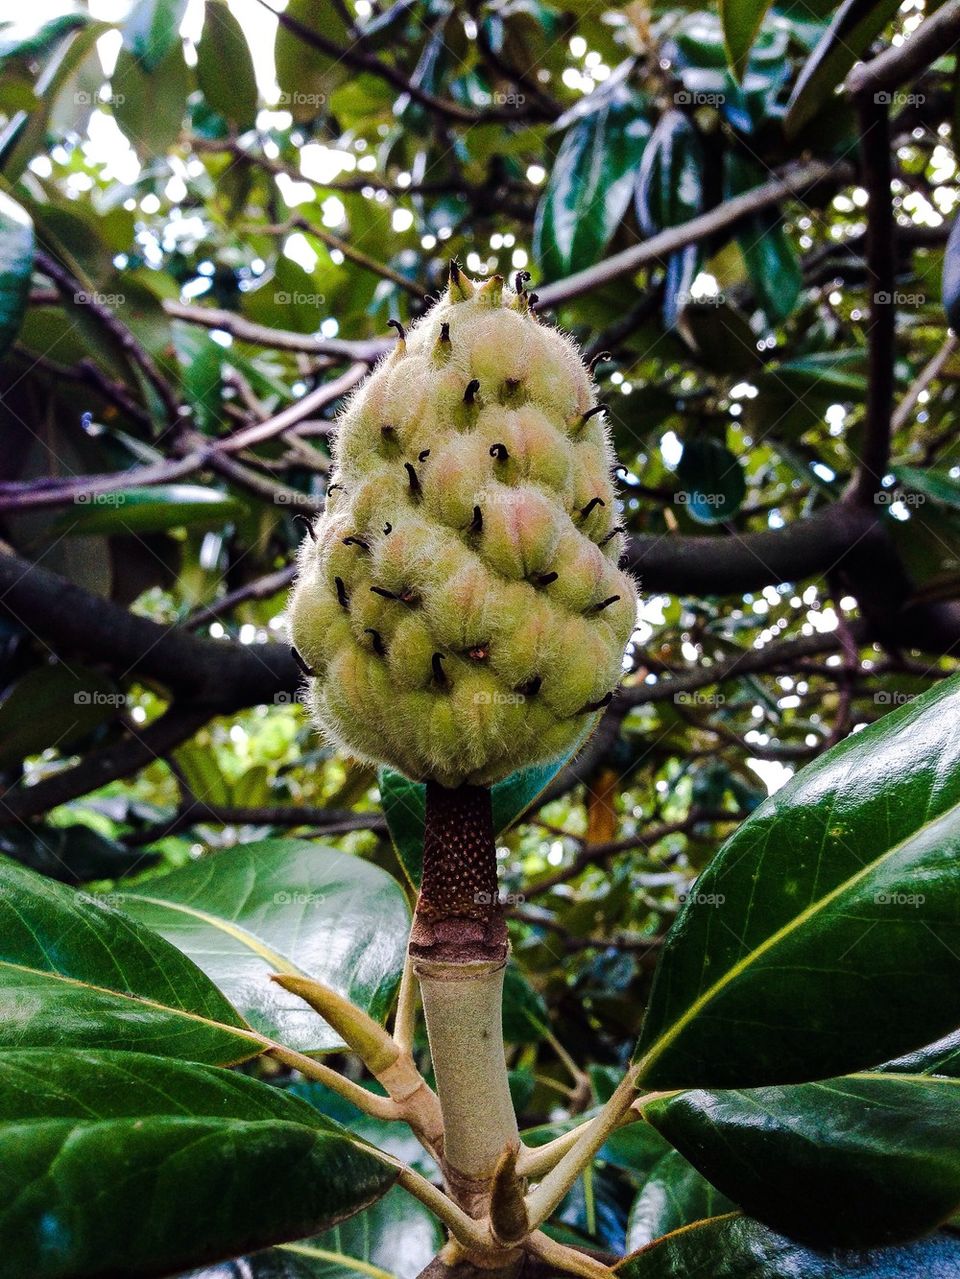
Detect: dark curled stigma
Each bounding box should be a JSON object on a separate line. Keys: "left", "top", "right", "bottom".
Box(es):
{"left": 343, "top": 536, "right": 369, "bottom": 551}
{"left": 388, "top": 318, "right": 406, "bottom": 341}
{"left": 577, "top": 691, "right": 613, "bottom": 714}
{"left": 490, "top": 442, "right": 509, "bottom": 461}
{"left": 405, "top": 461, "right": 422, "bottom": 498}
{"left": 327, "top": 483, "right": 344, "bottom": 495}
{"left": 514, "top": 270, "right": 531, "bottom": 294}
{"left": 589, "top": 595, "right": 621, "bottom": 614}
{"left": 293, "top": 513, "right": 315, "bottom": 540}
{"left": 439, "top": 322, "right": 450, "bottom": 343}
{"left": 450, "top": 259, "right": 463, "bottom": 288}
{"left": 419, "top": 449, "right": 431, "bottom": 462}
{"left": 432, "top": 653, "right": 448, "bottom": 688}
{"left": 291, "top": 646, "right": 315, "bottom": 677}
{"left": 579, "top": 496, "right": 606, "bottom": 521}
{"left": 582, "top": 404, "right": 608, "bottom": 425}
{"left": 599, "top": 525, "right": 624, "bottom": 547}
{"left": 334, "top": 576, "right": 349, "bottom": 608}
{"left": 464, "top": 379, "right": 480, "bottom": 405}
{"left": 589, "top": 350, "right": 612, "bottom": 374}
{"left": 365, "top": 628, "right": 386, "bottom": 656}
{"left": 383, "top": 522, "right": 393, "bottom": 535}
{"left": 371, "top": 585, "right": 418, "bottom": 606}
{"left": 468, "top": 505, "right": 483, "bottom": 534}
{"left": 517, "top": 674, "right": 542, "bottom": 696}
{"left": 532, "top": 571, "right": 558, "bottom": 587}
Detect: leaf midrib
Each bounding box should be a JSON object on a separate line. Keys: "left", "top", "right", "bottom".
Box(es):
{"left": 0, "top": 956, "right": 263, "bottom": 1054}
{"left": 116, "top": 893, "right": 307, "bottom": 977}
{"left": 637, "top": 797, "right": 960, "bottom": 1080}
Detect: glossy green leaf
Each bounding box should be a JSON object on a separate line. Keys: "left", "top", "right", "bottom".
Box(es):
{"left": 720, "top": 0, "right": 774, "bottom": 81}
{"left": 0, "top": 822, "right": 157, "bottom": 884}
{"left": 634, "top": 673, "right": 960, "bottom": 1088}
{"left": 534, "top": 86, "right": 650, "bottom": 279}
{"left": 625, "top": 1149, "right": 735, "bottom": 1250}
{"left": 785, "top": 0, "right": 903, "bottom": 135}
{"left": 0, "top": 1049, "right": 395, "bottom": 1279}
{"left": 179, "top": 1187, "right": 443, "bottom": 1279}
{"left": 618, "top": 1215, "right": 960, "bottom": 1278}
{"left": 676, "top": 437, "right": 746, "bottom": 525}
{"left": 0, "top": 855, "right": 261, "bottom": 1063}
{"left": 944, "top": 215, "right": 960, "bottom": 332}
{"left": 0, "top": 191, "right": 33, "bottom": 358}
{"left": 380, "top": 734, "right": 591, "bottom": 888}
{"left": 197, "top": 0, "right": 257, "bottom": 129}
{"left": 115, "top": 839, "right": 410, "bottom": 1053}
{"left": 123, "top": 0, "right": 189, "bottom": 71}
{"left": 645, "top": 1073, "right": 960, "bottom": 1247}
{"left": 53, "top": 485, "right": 244, "bottom": 536}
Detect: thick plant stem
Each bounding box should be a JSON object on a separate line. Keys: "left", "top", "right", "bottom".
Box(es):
{"left": 410, "top": 782, "right": 519, "bottom": 1224}
{"left": 418, "top": 958, "right": 519, "bottom": 1188}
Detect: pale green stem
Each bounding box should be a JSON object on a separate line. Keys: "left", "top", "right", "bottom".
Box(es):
{"left": 516, "top": 1118, "right": 597, "bottom": 1178}
{"left": 393, "top": 950, "right": 418, "bottom": 1055}
{"left": 523, "top": 1066, "right": 640, "bottom": 1232}
{"left": 417, "top": 957, "right": 519, "bottom": 1182}
{"left": 267, "top": 1044, "right": 400, "bottom": 1121}
{"left": 525, "top": 1230, "right": 614, "bottom": 1279}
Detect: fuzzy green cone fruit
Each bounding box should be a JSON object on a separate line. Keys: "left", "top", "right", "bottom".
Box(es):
{"left": 288, "top": 267, "right": 637, "bottom": 787}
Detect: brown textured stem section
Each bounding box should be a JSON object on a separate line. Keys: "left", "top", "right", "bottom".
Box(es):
{"left": 409, "top": 782, "right": 507, "bottom": 964}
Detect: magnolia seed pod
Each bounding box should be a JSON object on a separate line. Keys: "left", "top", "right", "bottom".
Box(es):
{"left": 288, "top": 266, "right": 637, "bottom": 787}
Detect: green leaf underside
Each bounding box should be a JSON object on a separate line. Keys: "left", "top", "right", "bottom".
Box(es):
{"left": 0, "top": 1050, "right": 397, "bottom": 1277}
{"left": 646, "top": 1073, "right": 960, "bottom": 1247}
{"left": 379, "top": 733, "right": 591, "bottom": 888}
{"left": 635, "top": 674, "right": 960, "bottom": 1087}
{"left": 617, "top": 1214, "right": 960, "bottom": 1278}
{"left": 0, "top": 855, "right": 259, "bottom": 1064}
{"left": 625, "top": 1149, "right": 736, "bottom": 1250}
{"left": 115, "top": 840, "right": 410, "bottom": 1054}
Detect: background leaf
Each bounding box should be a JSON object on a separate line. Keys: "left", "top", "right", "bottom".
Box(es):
{"left": 625, "top": 1148, "right": 736, "bottom": 1249}
{"left": 720, "top": 0, "right": 774, "bottom": 81}
{"left": 196, "top": 0, "right": 258, "bottom": 130}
